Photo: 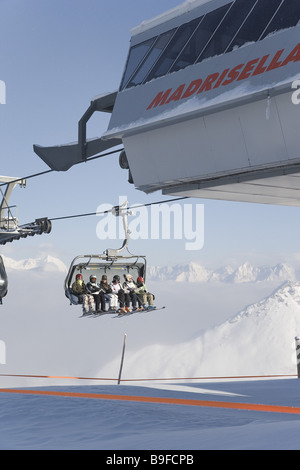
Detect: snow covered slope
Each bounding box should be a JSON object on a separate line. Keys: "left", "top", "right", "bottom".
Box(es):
{"left": 1, "top": 254, "right": 299, "bottom": 384}
{"left": 99, "top": 281, "right": 300, "bottom": 379}
{"left": 1, "top": 380, "right": 300, "bottom": 450}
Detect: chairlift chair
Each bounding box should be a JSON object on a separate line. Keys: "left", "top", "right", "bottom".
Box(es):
{"left": 64, "top": 201, "right": 147, "bottom": 308}
{"left": 0, "top": 256, "right": 8, "bottom": 304}
{"left": 65, "top": 253, "right": 146, "bottom": 306}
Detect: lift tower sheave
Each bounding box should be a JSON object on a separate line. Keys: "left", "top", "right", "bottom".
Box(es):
{"left": 0, "top": 175, "right": 52, "bottom": 245}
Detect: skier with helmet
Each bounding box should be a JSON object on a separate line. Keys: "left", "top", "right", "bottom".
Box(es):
{"left": 110, "top": 274, "right": 128, "bottom": 313}
{"left": 100, "top": 274, "right": 113, "bottom": 310}
{"left": 123, "top": 273, "right": 143, "bottom": 311}
{"left": 136, "top": 276, "right": 155, "bottom": 310}
{"left": 71, "top": 273, "right": 95, "bottom": 314}
{"left": 86, "top": 275, "right": 106, "bottom": 313}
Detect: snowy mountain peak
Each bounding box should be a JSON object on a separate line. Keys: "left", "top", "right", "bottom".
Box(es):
{"left": 148, "top": 261, "right": 297, "bottom": 284}
{"left": 229, "top": 281, "right": 300, "bottom": 325}
{"left": 99, "top": 280, "right": 300, "bottom": 380}
{"left": 2, "top": 255, "right": 68, "bottom": 273}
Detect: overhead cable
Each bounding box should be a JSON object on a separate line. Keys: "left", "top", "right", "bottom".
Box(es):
{"left": 0, "top": 147, "right": 124, "bottom": 188}
{"left": 49, "top": 197, "right": 189, "bottom": 222}
{"left": 0, "top": 147, "right": 189, "bottom": 223}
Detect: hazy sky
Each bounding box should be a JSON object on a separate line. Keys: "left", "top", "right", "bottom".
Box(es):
{"left": 0, "top": 0, "right": 300, "bottom": 269}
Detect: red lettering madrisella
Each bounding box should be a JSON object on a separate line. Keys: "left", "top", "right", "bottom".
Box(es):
{"left": 147, "top": 43, "right": 300, "bottom": 110}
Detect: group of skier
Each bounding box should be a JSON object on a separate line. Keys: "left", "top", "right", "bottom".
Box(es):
{"left": 71, "top": 272, "right": 155, "bottom": 315}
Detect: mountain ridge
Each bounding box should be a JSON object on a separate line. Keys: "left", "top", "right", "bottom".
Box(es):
{"left": 1, "top": 255, "right": 298, "bottom": 284}
{"left": 2, "top": 255, "right": 68, "bottom": 273}
{"left": 148, "top": 261, "right": 297, "bottom": 283}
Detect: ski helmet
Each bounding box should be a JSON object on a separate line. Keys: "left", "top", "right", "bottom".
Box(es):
{"left": 90, "top": 275, "right": 97, "bottom": 281}
{"left": 76, "top": 273, "right": 83, "bottom": 280}
{"left": 137, "top": 276, "right": 144, "bottom": 283}
{"left": 113, "top": 275, "right": 120, "bottom": 282}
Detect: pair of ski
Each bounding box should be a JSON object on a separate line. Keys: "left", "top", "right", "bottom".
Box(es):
{"left": 79, "top": 306, "right": 165, "bottom": 318}
{"left": 79, "top": 310, "right": 115, "bottom": 318}
{"left": 113, "top": 306, "right": 165, "bottom": 318}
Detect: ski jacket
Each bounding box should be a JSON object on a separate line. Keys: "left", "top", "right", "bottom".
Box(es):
{"left": 136, "top": 282, "right": 148, "bottom": 294}
{"left": 123, "top": 280, "right": 138, "bottom": 294}
{"left": 86, "top": 281, "right": 101, "bottom": 295}
{"left": 100, "top": 281, "right": 112, "bottom": 294}
{"left": 71, "top": 280, "right": 87, "bottom": 295}
{"left": 110, "top": 282, "right": 123, "bottom": 294}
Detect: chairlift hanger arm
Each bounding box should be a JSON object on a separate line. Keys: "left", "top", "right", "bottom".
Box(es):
{"left": 106, "top": 201, "right": 135, "bottom": 258}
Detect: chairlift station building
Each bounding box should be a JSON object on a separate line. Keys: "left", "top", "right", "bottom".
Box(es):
{"left": 35, "top": 0, "right": 300, "bottom": 206}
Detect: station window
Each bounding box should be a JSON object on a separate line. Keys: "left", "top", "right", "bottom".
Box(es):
{"left": 170, "top": 5, "right": 233, "bottom": 73}
{"left": 127, "top": 29, "right": 176, "bottom": 88}
{"left": 120, "top": 37, "right": 157, "bottom": 89}
{"left": 197, "top": 0, "right": 257, "bottom": 62}
{"left": 120, "top": 0, "right": 300, "bottom": 90}
{"left": 260, "top": 0, "right": 300, "bottom": 40}
{"left": 145, "top": 17, "right": 203, "bottom": 83}
{"left": 226, "top": 0, "right": 282, "bottom": 52}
